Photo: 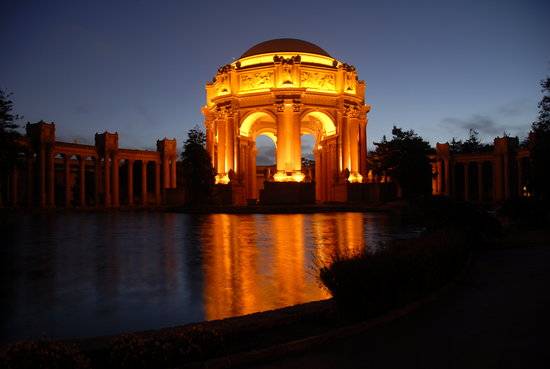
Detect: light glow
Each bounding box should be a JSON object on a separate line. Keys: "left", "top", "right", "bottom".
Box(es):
{"left": 273, "top": 171, "right": 305, "bottom": 182}
{"left": 215, "top": 173, "right": 230, "bottom": 184}
{"left": 347, "top": 172, "right": 363, "bottom": 183}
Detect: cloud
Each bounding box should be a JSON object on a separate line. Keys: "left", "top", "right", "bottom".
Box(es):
{"left": 441, "top": 114, "right": 502, "bottom": 135}
{"left": 256, "top": 145, "right": 275, "bottom": 166}
{"left": 497, "top": 99, "right": 532, "bottom": 116}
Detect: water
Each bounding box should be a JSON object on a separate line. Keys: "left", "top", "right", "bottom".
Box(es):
{"left": 0, "top": 211, "right": 420, "bottom": 343}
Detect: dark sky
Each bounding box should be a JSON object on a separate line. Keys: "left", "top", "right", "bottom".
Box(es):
{"left": 2, "top": 0, "right": 549, "bottom": 156}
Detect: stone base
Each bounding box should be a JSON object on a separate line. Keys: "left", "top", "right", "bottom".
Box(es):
{"left": 259, "top": 182, "right": 316, "bottom": 205}
{"left": 213, "top": 183, "right": 246, "bottom": 206}
{"left": 333, "top": 182, "right": 397, "bottom": 203}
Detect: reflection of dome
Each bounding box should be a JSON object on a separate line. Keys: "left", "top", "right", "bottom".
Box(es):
{"left": 240, "top": 38, "right": 332, "bottom": 58}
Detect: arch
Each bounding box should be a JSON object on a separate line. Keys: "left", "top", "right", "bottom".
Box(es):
{"left": 300, "top": 110, "right": 336, "bottom": 138}
{"left": 239, "top": 110, "right": 277, "bottom": 137}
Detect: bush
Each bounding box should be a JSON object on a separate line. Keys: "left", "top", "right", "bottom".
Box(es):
{"left": 319, "top": 227, "right": 470, "bottom": 317}
{"left": 108, "top": 326, "right": 224, "bottom": 368}
{"left": 497, "top": 198, "right": 550, "bottom": 227}
{"left": 0, "top": 340, "right": 90, "bottom": 369}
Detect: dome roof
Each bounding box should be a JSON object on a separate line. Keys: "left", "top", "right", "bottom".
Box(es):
{"left": 240, "top": 38, "right": 331, "bottom": 58}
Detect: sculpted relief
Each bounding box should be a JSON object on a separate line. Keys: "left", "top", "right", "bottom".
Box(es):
{"left": 300, "top": 71, "right": 335, "bottom": 92}
{"left": 240, "top": 71, "right": 274, "bottom": 91}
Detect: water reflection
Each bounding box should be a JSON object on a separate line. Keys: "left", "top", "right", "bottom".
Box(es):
{"left": 1, "top": 212, "right": 418, "bottom": 342}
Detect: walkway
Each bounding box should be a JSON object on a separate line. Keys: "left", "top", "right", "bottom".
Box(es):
{"left": 249, "top": 230, "right": 550, "bottom": 369}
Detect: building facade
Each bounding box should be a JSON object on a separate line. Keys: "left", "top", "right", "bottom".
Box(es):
{"left": 203, "top": 39, "right": 370, "bottom": 203}
{"left": 3, "top": 121, "right": 177, "bottom": 208}
{"left": 431, "top": 136, "right": 530, "bottom": 202}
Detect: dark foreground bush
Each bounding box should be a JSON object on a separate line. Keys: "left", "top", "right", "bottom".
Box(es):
{"left": 319, "top": 227, "right": 471, "bottom": 317}
{"left": 497, "top": 198, "right": 550, "bottom": 227}
{"left": 0, "top": 340, "right": 90, "bottom": 369}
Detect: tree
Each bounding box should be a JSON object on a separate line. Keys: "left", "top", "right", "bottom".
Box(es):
{"left": 369, "top": 126, "right": 432, "bottom": 198}
{"left": 0, "top": 89, "right": 23, "bottom": 205}
{"left": 449, "top": 129, "right": 491, "bottom": 153}
{"left": 528, "top": 77, "right": 550, "bottom": 199}
{"left": 180, "top": 126, "right": 215, "bottom": 204}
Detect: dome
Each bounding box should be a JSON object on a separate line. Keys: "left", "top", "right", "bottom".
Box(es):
{"left": 240, "top": 38, "right": 332, "bottom": 59}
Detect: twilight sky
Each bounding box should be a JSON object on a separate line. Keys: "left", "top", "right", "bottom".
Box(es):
{"left": 2, "top": 0, "right": 549, "bottom": 159}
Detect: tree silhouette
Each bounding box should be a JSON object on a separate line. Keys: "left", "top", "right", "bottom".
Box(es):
{"left": 0, "top": 89, "right": 23, "bottom": 205}
{"left": 180, "top": 126, "right": 215, "bottom": 204}
{"left": 369, "top": 126, "right": 432, "bottom": 198}
{"left": 528, "top": 77, "right": 550, "bottom": 199}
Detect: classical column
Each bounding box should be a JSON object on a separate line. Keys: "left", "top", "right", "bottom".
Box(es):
{"left": 444, "top": 159, "right": 450, "bottom": 196}
{"left": 79, "top": 156, "right": 86, "bottom": 207}
{"left": 170, "top": 158, "right": 177, "bottom": 188}
{"left": 47, "top": 150, "right": 55, "bottom": 207}
{"left": 503, "top": 154, "right": 510, "bottom": 200}
{"left": 249, "top": 144, "right": 257, "bottom": 199}
{"left": 436, "top": 160, "right": 442, "bottom": 195}
{"left": 463, "top": 163, "right": 469, "bottom": 201}
{"left": 275, "top": 102, "right": 301, "bottom": 173}
{"left": 27, "top": 153, "right": 34, "bottom": 206}
{"left": 127, "top": 159, "right": 134, "bottom": 205}
{"left": 226, "top": 111, "right": 235, "bottom": 173}
{"left": 64, "top": 155, "right": 71, "bottom": 207}
{"left": 359, "top": 120, "right": 368, "bottom": 177}
{"left": 39, "top": 147, "right": 46, "bottom": 207}
{"left": 348, "top": 117, "right": 360, "bottom": 175}
{"left": 314, "top": 149, "right": 322, "bottom": 201}
{"left": 517, "top": 158, "right": 523, "bottom": 196}
{"left": 141, "top": 161, "right": 147, "bottom": 205}
{"left": 104, "top": 156, "right": 111, "bottom": 207}
{"left": 216, "top": 120, "right": 226, "bottom": 175}
{"left": 477, "top": 162, "right": 483, "bottom": 202}
{"left": 155, "top": 161, "right": 161, "bottom": 204}
{"left": 162, "top": 157, "right": 169, "bottom": 189}
{"left": 111, "top": 155, "right": 119, "bottom": 207}
{"left": 94, "top": 158, "right": 100, "bottom": 207}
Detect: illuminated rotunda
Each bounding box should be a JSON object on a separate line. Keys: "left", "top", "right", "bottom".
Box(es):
{"left": 203, "top": 38, "right": 370, "bottom": 202}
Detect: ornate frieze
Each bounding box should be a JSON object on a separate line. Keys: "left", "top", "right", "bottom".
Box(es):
{"left": 300, "top": 70, "right": 335, "bottom": 91}
{"left": 240, "top": 71, "right": 274, "bottom": 91}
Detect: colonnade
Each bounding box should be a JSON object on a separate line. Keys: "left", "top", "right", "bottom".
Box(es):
{"left": 3, "top": 122, "right": 177, "bottom": 208}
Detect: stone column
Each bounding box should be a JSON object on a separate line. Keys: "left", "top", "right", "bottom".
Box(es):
{"left": 517, "top": 158, "right": 523, "bottom": 196}
{"left": 112, "top": 155, "right": 119, "bottom": 207}
{"left": 444, "top": 159, "right": 450, "bottom": 196}
{"left": 79, "top": 157, "right": 86, "bottom": 207}
{"left": 216, "top": 120, "right": 226, "bottom": 176}
{"left": 359, "top": 120, "right": 368, "bottom": 177}
{"left": 503, "top": 154, "right": 510, "bottom": 200}
{"left": 27, "top": 153, "right": 34, "bottom": 206}
{"left": 155, "top": 161, "right": 161, "bottom": 205}
{"left": 64, "top": 155, "right": 71, "bottom": 207}
{"left": 314, "top": 149, "right": 322, "bottom": 201}
{"left": 104, "top": 156, "right": 111, "bottom": 207}
{"left": 226, "top": 111, "right": 235, "bottom": 173}
{"left": 348, "top": 117, "right": 360, "bottom": 176}
{"left": 275, "top": 102, "right": 301, "bottom": 173}
{"left": 127, "top": 159, "right": 134, "bottom": 206}
{"left": 94, "top": 159, "right": 100, "bottom": 207}
{"left": 162, "top": 157, "right": 169, "bottom": 189}
{"left": 39, "top": 147, "right": 46, "bottom": 207}
{"left": 170, "top": 158, "right": 177, "bottom": 188}
{"left": 464, "top": 162, "right": 469, "bottom": 201}
{"left": 48, "top": 150, "right": 55, "bottom": 207}
{"left": 141, "top": 161, "right": 147, "bottom": 205}
{"left": 249, "top": 144, "right": 257, "bottom": 199}
{"left": 478, "top": 162, "right": 483, "bottom": 202}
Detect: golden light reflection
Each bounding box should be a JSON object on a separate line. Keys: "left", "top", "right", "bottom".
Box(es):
{"left": 201, "top": 213, "right": 367, "bottom": 321}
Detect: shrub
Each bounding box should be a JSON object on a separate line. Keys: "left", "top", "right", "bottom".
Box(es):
{"left": 319, "top": 228, "right": 470, "bottom": 317}
{"left": 0, "top": 340, "right": 91, "bottom": 369}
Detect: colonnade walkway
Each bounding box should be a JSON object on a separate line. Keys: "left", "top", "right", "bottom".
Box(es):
{"left": 251, "top": 229, "right": 550, "bottom": 369}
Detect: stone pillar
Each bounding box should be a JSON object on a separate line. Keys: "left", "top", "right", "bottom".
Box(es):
{"left": 141, "top": 161, "right": 147, "bottom": 205}
{"left": 444, "top": 159, "right": 450, "bottom": 196}
{"left": 39, "top": 148, "right": 46, "bottom": 207}
{"left": 436, "top": 160, "right": 443, "bottom": 194}
{"left": 226, "top": 112, "right": 235, "bottom": 173}
{"left": 170, "top": 158, "right": 177, "bottom": 188}
{"left": 517, "top": 158, "right": 523, "bottom": 196}
{"left": 478, "top": 162, "right": 483, "bottom": 202}
{"left": 275, "top": 102, "right": 301, "bottom": 173}
{"left": 27, "top": 153, "right": 34, "bottom": 206}
{"left": 112, "top": 155, "right": 119, "bottom": 207}
{"left": 249, "top": 144, "right": 257, "bottom": 199}
{"left": 127, "top": 159, "right": 134, "bottom": 206}
{"left": 155, "top": 161, "right": 161, "bottom": 205}
{"left": 359, "top": 120, "right": 368, "bottom": 177}
{"left": 162, "top": 157, "right": 170, "bottom": 189}
{"left": 94, "top": 159, "right": 100, "bottom": 207}
{"left": 47, "top": 151, "right": 55, "bottom": 207}
{"left": 104, "top": 157, "right": 111, "bottom": 207}
{"left": 464, "top": 162, "right": 469, "bottom": 201}
{"left": 314, "top": 149, "right": 322, "bottom": 201}
{"left": 216, "top": 120, "right": 226, "bottom": 176}
{"left": 348, "top": 117, "right": 360, "bottom": 176}
{"left": 503, "top": 154, "right": 510, "bottom": 200}
{"left": 64, "top": 155, "right": 71, "bottom": 207}
{"left": 79, "top": 157, "right": 86, "bottom": 207}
